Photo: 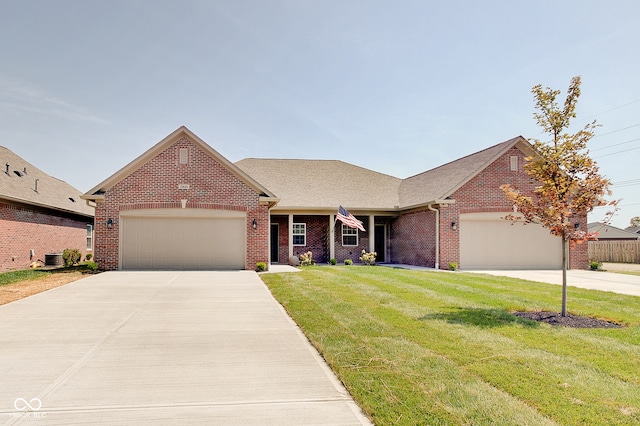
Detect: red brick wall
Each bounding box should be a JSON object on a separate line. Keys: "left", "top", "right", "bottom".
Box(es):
{"left": 0, "top": 202, "right": 91, "bottom": 271}
{"left": 441, "top": 147, "right": 587, "bottom": 269}
{"left": 390, "top": 209, "right": 437, "bottom": 267}
{"left": 94, "top": 137, "right": 269, "bottom": 271}
{"left": 334, "top": 215, "right": 370, "bottom": 264}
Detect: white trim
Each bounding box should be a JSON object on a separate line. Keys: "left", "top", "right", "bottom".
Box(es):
{"left": 292, "top": 222, "right": 306, "bottom": 246}
{"left": 341, "top": 224, "right": 358, "bottom": 246}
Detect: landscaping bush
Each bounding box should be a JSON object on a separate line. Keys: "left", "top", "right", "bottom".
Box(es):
{"left": 256, "top": 262, "right": 267, "bottom": 272}
{"left": 85, "top": 253, "right": 92, "bottom": 261}
{"left": 299, "top": 251, "right": 314, "bottom": 266}
{"left": 589, "top": 260, "right": 602, "bottom": 270}
{"left": 85, "top": 261, "right": 98, "bottom": 271}
{"left": 359, "top": 249, "right": 377, "bottom": 266}
{"left": 448, "top": 262, "right": 458, "bottom": 271}
{"left": 329, "top": 258, "right": 337, "bottom": 265}
{"left": 344, "top": 259, "right": 353, "bottom": 265}
{"left": 62, "top": 249, "right": 82, "bottom": 267}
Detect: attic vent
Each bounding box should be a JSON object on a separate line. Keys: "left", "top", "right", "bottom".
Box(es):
{"left": 69, "top": 197, "right": 76, "bottom": 203}
{"left": 509, "top": 156, "right": 518, "bottom": 172}
{"left": 179, "top": 148, "right": 189, "bottom": 164}
{"left": 13, "top": 170, "right": 24, "bottom": 177}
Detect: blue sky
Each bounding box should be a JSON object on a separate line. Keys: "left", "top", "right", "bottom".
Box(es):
{"left": 1, "top": 1, "right": 638, "bottom": 228}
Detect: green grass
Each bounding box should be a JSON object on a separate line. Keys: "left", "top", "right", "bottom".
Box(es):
{"left": 0, "top": 264, "right": 96, "bottom": 287}
{"left": 261, "top": 266, "right": 640, "bottom": 425}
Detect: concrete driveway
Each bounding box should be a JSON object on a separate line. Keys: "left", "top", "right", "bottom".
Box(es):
{"left": 0, "top": 271, "right": 370, "bottom": 425}
{"left": 465, "top": 269, "right": 640, "bottom": 297}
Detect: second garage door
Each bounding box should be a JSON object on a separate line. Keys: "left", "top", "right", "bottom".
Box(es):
{"left": 459, "top": 212, "right": 562, "bottom": 270}
{"left": 120, "top": 209, "right": 246, "bottom": 270}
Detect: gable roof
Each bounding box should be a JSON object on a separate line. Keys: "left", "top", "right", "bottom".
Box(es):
{"left": 0, "top": 146, "right": 93, "bottom": 218}
{"left": 588, "top": 222, "right": 640, "bottom": 240}
{"left": 235, "top": 159, "right": 401, "bottom": 211}
{"left": 625, "top": 226, "right": 640, "bottom": 234}
{"left": 237, "top": 136, "right": 535, "bottom": 212}
{"left": 398, "top": 136, "right": 532, "bottom": 209}
{"left": 82, "top": 126, "right": 278, "bottom": 202}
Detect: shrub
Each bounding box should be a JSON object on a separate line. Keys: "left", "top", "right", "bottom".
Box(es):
{"left": 85, "top": 261, "right": 98, "bottom": 271}
{"left": 330, "top": 258, "right": 337, "bottom": 265}
{"left": 448, "top": 262, "right": 458, "bottom": 271}
{"left": 359, "top": 250, "right": 377, "bottom": 266}
{"left": 344, "top": 259, "right": 353, "bottom": 266}
{"left": 62, "top": 249, "right": 82, "bottom": 267}
{"left": 299, "top": 251, "right": 314, "bottom": 266}
{"left": 85, "top": 253, "right": 92, "bottom": 261}
{"left": 589, "top": 260, "right": 602, "bottom": 271}
{"left": 256, "top": 262, "right": 267, "bottom": 272}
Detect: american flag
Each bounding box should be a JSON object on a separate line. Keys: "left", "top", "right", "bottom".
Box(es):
{"left": 336, "top": 206, "right": 365, "bottom": 232}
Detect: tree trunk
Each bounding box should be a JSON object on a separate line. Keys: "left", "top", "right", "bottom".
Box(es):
{"left": 561, "top": 234, "right": 568, "bottom": 317}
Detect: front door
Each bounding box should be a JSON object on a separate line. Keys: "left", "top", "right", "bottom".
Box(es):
{"left": 374, "top": 224, "right": 386, "bottom": 262}
{"left": 270, "top": 223, "right": 279, "bottom": 263}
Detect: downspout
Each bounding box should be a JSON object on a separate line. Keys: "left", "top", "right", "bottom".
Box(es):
{"left": 427, "top": 203, "right": 439, "bottom": 270}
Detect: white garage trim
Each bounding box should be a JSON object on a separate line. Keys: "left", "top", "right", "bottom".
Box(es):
{"left": 119, "top": 209, "right": 246, "bottom": 270}
{"left": 459, "top": 212, "right": 562, "bottom": 270}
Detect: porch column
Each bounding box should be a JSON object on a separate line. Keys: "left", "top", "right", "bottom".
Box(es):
{"left": 288, "top": 214, "right": 294, "bottom": 261}
{"left": 329, "top": 214, "right": 335, "bottom": 260}
{"left": 369, "top": 215, "right": 375, "bottom": 253}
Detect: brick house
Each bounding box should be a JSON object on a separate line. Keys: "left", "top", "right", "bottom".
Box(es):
{"left": 83, "top": 127, "right": 587, "bottom": 271}
{"left": 0, "top": 146, "right": 95, "bottom": 272}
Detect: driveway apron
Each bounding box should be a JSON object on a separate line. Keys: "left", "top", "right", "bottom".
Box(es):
{"left": 0, "top": 271, "right": 370, "bottom": 425}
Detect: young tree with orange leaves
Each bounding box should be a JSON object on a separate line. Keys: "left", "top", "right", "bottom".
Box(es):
{"left": 501, "top": 76, "right": 614, "bottom": 317}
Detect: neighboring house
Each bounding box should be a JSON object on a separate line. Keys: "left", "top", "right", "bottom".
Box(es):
{"left": 588, "top": 223, "right": 640, "bottom": 241}
{"left": 0, "top": 146, "right": 95, "bottom": 272}
{"left": 83, "top": 126, "right": 588, "bottom": 271}
{"left": 625, "top": 226, "right": 640, "bottom": 235}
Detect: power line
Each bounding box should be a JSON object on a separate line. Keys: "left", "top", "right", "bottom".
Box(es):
{"left": 583, "top": 99, "right": 640, "bottom": 121}
{"left": 594, "top": 145, "right": 640, "bottom": 158}
{"left": 613, "top": 178, "right": 640, "bottom": 188}
{"left": 592, "top": 123, "right": 640, "bottom": 139}
{"left": 591, "top": 137, "right": 640, "bottom": 152}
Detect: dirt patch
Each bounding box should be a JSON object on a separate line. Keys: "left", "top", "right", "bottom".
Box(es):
{"left": 513, "top": 311, "right": 623, "bottom": 328}
{"left": 0, "top": 272, "right": 85, "bottom": 306}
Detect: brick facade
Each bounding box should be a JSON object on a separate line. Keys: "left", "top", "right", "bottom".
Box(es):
{"left": 94, "top": 137, "right": 269, "bottom": 271}
{"left": 390, "top": 209, "right": 437, "bottom": 267}
{"left": 0, "top": 202, "right": 91, "bottom": 271}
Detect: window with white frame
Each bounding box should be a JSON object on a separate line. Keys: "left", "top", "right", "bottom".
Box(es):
{"left": 86, "top": 224, "right": 93, "bottom": 250}
{"left": 342, "top": 224, "right": 358, "bottom": 246}
{"left": 292, "top": 223, "right": 306, "bottom": 246}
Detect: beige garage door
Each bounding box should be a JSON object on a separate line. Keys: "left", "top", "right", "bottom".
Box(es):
{"left": 120, "top": 209, "right": 246, "bottom": 270}
{"left": 460, "top": 212, "right": 562, "bottom": 269}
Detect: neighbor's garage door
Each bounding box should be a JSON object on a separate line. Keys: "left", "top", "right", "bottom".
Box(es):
{"left": 120, "top": 209, "right": 246, "bottom": 270}
{"left": 459, "top": 212, "right": 562, "bottom": 269}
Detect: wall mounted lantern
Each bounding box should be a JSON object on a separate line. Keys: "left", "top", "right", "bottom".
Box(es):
{"left": 107, "top": 218, "right": 114, "bottom": 229}
{"left": 252, "top": 219, "right": 258, "bottom": 230}
{"left": 574, "top": 223, "right": 580, "bottom": 230}
{"left": 451, "top": 221, "right": 457, "bottom": 231}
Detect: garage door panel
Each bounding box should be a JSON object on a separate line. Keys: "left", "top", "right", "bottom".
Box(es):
{"left": 460, "top": 213, "right": 562, "bottom": 270}
{"left": 121, "top": 211, "right": 245, "bottom": 270}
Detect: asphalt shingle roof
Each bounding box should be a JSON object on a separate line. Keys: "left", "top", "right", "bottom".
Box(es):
{"left": 237, "top": 136, "right": 526, "bottom": 211}
{"left": 235, "top": 159, "right": 401, "bottom": 210}
{"left": 0, "top": 146, "right": 94, "bottom": 217}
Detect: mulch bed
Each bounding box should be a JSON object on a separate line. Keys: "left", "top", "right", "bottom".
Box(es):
{"left": 513, "top": 311, "right": 623, "bottom": 328}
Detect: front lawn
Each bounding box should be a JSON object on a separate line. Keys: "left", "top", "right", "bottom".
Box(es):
{"left": 261, "top": 266, "right": 640, "bottom": 425}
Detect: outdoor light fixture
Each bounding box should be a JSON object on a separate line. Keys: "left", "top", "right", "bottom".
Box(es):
{"left": 252, "top": 219, "right": 257, "bottom": 229}
{"left": 107, "top": 218, "right": 114, "bottom": 229}
{"left": 575, "top": 223, "right": 580, "bottom": 230}
{"left": 452, "top": 221, "right": 457, "bottom": 231}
